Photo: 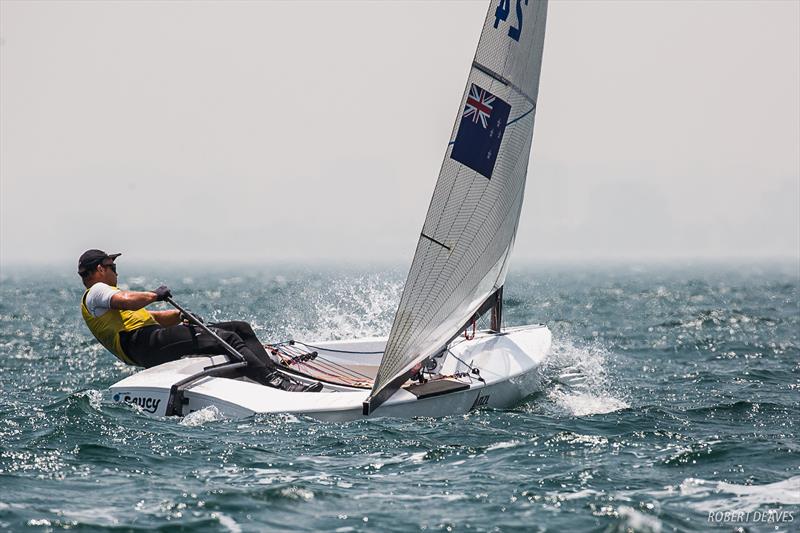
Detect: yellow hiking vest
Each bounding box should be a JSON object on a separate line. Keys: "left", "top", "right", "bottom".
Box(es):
{"left": 80, "top": 287, "right": 159, "bottom": 365}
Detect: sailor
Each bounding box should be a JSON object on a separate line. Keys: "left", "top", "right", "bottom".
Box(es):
{"left": 77, "top": 249, "right": 320, "bottom": 392}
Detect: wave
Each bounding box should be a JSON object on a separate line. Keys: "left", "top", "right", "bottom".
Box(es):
{"left": 660, "top": 441, "right": 738, "bottom": 467}
{"left": 678, "top": 475, "right": 800, "bottom": 513}
{"left": 684, "top": 400, "right": 792, "bottom": 416}
{"left": 613, "top": 506, "right": 663, "bottom": 533}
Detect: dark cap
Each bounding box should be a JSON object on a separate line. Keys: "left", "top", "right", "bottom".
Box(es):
{"left": 78, "top": 249, "right": 121, "bottom": 276}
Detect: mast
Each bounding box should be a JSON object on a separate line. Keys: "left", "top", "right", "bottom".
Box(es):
{"left": 364, "top": 0, "right": 549, "bottom": 415}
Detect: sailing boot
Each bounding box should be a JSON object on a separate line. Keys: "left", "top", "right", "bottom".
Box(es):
{"left": 263, "top": 371, "right": 323, "bottom": 392}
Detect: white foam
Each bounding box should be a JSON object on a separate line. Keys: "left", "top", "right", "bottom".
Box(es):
{"left": 180, "top": 406, "right": 225, "bottom": 426}
{"left": 679, "top": 475, "right": 800, "bottom": 513}
{"left": 76, "top": 389, "right": 104, "bottom": 411}
{"left": 408, "top": 451, "right": 427, "bottom": 463}
{"left": 486, "top": 440, "right": 522, "bottom": 451}
{"left": 558, "top": 488, "right": 604, "bottom": 501}
{"left": 280, "top": 487, "right": 315, "bottom": 501}
{"left": 542, "top": 339, "right": 629, "bottom": 416}
{"left": 550, "top": 390, "right": 629, "bottom": 416}
{"left": 60, "top": 507, "right": 120, "bottom": 526}
{"left": 0, "top": 502, "right": 26, "bottom": 511}
{"left": 212, "top": 512, "right": 242, "bottom": 533}
{"left": 617, "top": 505, "right": 663, "bottom": 533}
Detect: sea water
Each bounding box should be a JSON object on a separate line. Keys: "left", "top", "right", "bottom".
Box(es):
{"left": 0, "top": 263, "right": 797, "bottom": 532}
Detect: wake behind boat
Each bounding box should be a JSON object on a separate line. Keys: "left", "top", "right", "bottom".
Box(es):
{"left": 111, "top": 0, "right": 552, "bottom": 419}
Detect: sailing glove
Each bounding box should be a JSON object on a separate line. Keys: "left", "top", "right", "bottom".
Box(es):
{"left": 152, "top": 285, "right": 172, "bottom": 301}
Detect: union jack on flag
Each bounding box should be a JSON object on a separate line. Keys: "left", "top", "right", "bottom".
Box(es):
{"left": 463, "top": 85, "right": 495, "bottom": 128}
{"left": 451, "top": 83, "right": 511, "bottom": 179}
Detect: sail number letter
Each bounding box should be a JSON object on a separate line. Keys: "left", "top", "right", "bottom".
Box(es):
{"left": 493, "top": 0, "right": 528, "bottom": 42}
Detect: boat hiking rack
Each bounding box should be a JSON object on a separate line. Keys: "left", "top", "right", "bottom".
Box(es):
{"left": 268, "top": 340, "right": 374, "bottom": 389}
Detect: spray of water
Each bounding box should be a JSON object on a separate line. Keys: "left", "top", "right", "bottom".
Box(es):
{"left": 265, "top": 271, "right": 629, "bottom": 418}
{"left": 538, "top": 338, "right": 630, "bottom": 416}
{"left": 290, "top": 275, "right": 402, "bottom": 342}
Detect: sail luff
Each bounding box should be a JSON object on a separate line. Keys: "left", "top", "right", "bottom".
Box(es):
{"left": 365, "top": 0, "right": 549, "bottom": 414}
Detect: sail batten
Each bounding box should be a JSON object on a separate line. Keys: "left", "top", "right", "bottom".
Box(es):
{"left": 364, "top": 0, "right": 549, "bottom": 413}
{"left": 471, "top": 61, "right": 537, "bottom": 105}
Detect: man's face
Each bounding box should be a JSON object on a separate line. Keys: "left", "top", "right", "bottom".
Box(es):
{"left": 97, "top": 260, "right": 118, "bottom": 286}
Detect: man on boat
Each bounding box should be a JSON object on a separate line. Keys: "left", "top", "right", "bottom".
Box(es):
{"left": 77, "top": 249, "right": 321, "bottom": 392}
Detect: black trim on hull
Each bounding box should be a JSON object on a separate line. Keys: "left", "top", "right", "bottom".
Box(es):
{"left": 406, "top": 379, "right": 470, "bottom": 400}
{"left": 165, "top": 360, "right": 248, "bottom": 416}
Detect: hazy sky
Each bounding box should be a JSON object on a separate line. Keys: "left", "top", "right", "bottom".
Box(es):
{"left": 1, "top": 0, "right": 798, "bottom": 270}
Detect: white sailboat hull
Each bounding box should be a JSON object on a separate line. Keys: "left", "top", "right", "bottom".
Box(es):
{"left": 109, "top": 324, "right": 551, "bottom": 421}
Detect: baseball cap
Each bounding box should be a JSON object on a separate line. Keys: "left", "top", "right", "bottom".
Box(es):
{"left": 78, "top": 249, "right": 121, "bottom": 276}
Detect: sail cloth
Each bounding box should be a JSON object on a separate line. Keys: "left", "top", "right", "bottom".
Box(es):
{"left": 365, "top": 0, "right": 549, "bottom": 412}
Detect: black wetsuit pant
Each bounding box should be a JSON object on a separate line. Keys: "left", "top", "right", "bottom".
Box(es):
{"left": 120, "top": 321, "right": 276, "bottom": 383}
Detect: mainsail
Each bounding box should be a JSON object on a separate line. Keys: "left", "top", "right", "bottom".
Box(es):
{"left": 364, "top": 0, "right": 549, "bottom": 413}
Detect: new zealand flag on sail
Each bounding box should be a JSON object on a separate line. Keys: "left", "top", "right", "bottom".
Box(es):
{"left": 450, "top": 84, "right": 511, "bottom": 180}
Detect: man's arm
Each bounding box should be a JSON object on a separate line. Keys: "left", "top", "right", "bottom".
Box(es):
{"left": 149, "top": 310, "right": 181, "bottom": 327}
{"left": 110, "top": 290, "right": 159, "bottom": 311}
{"left": 110, "top": 285, "right": 171, "bottom": 312}
{"left": 110, "top": 288, "right": 180, "bottom": 326}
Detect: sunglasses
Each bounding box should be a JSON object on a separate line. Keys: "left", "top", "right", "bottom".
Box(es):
{"left": 102, "top": 262, "right": 117, "bottom": 273}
